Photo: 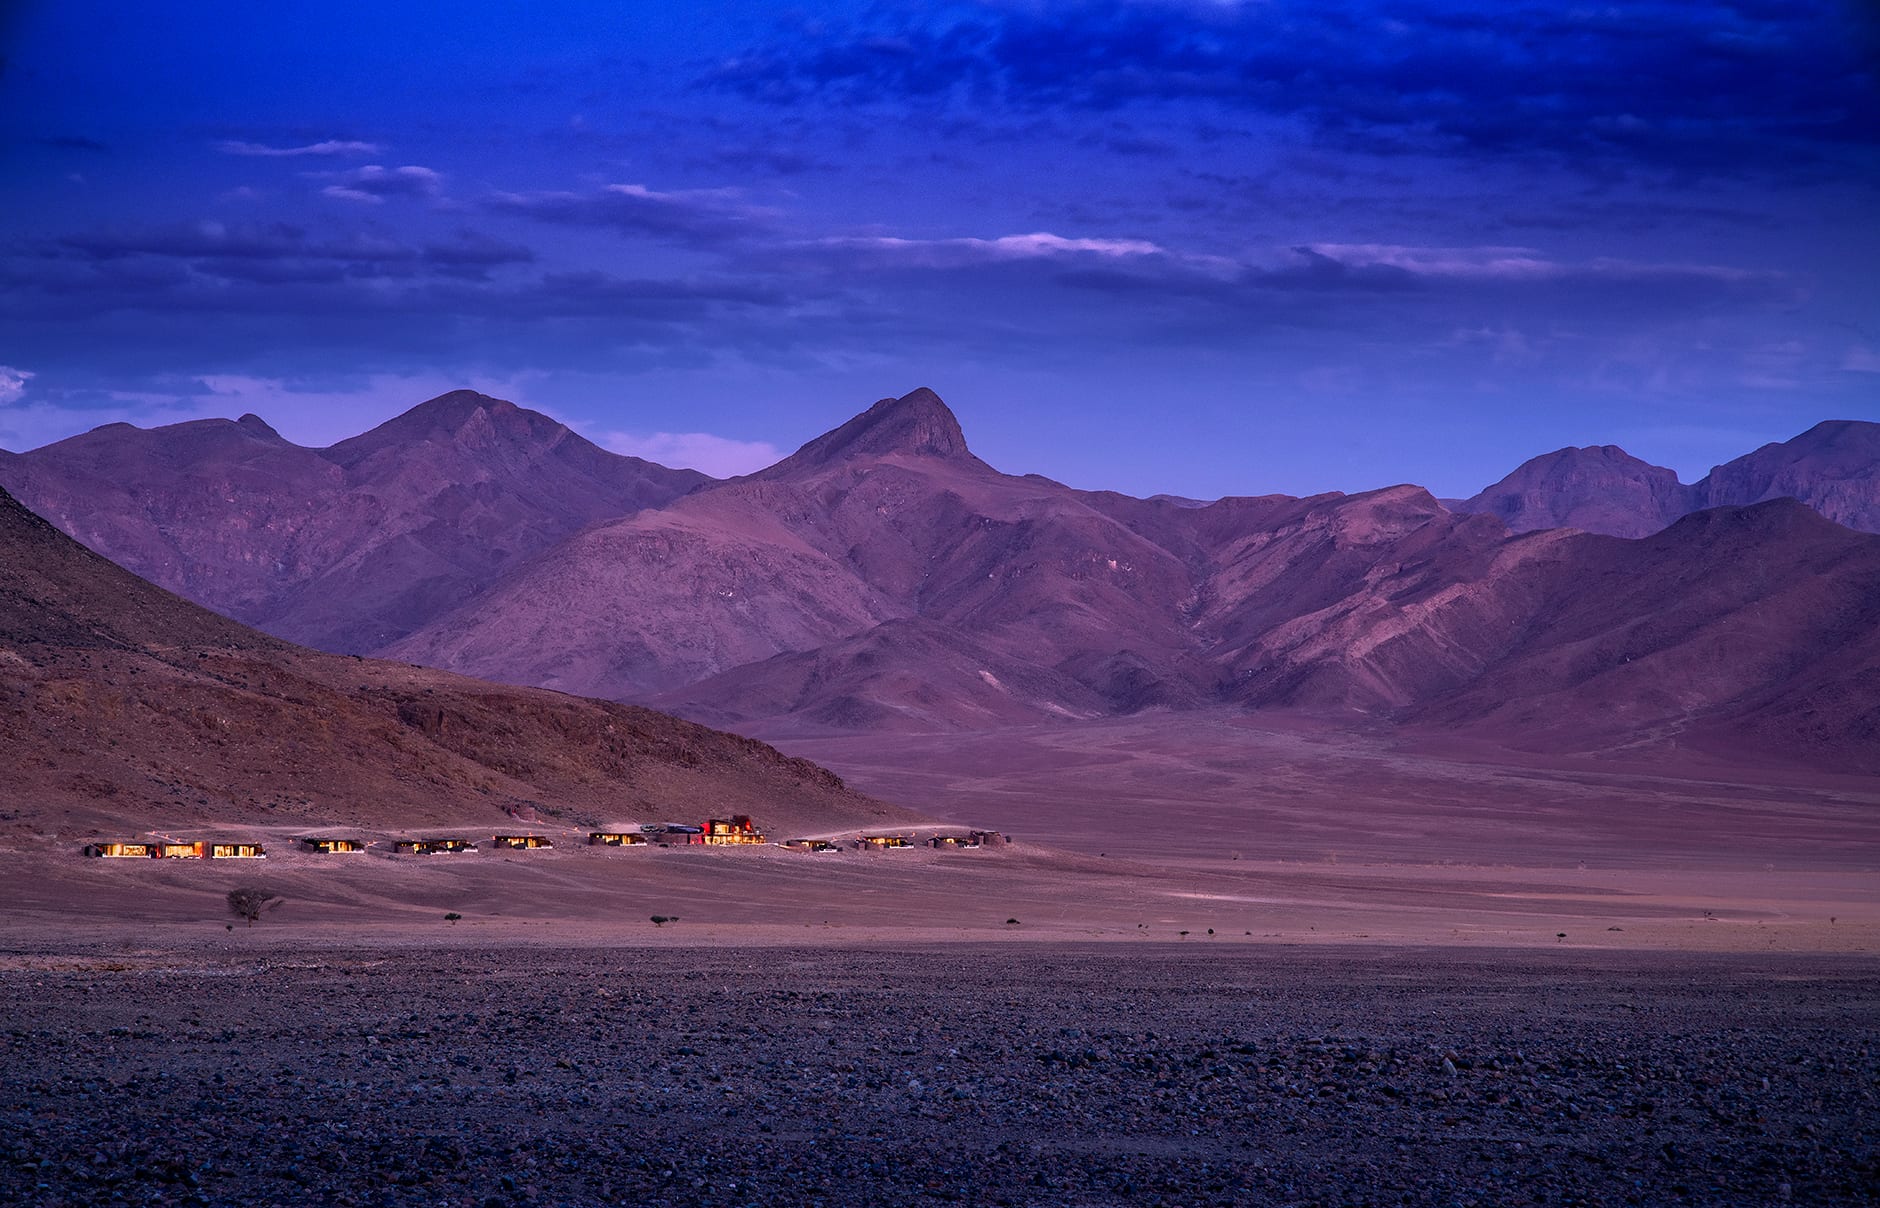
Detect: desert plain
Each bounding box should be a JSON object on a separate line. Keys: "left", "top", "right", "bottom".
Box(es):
{"left": 5, "top": 709, "right": 1877, "bottom": 1207}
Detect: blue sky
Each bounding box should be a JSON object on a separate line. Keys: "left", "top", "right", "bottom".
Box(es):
{"left": 2, "top": 1, "right": 1875, "bottom": 494}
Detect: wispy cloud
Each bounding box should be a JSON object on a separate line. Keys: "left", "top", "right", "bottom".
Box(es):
{"left": 808, "top": 231, "right": 1168, "bottom": 269}
{"left": 598, "top": 429, "right": 779, "bottom": 476}
{"left": 318, "top": 164, "right": 444, "bottom": 204}
{"left": 488, "top": 183, "right": 777, "bottom": 246}
{"left": 768, "top": 232, "right": 1787, "bottom": 303}
{"left": 1295, "top": 244, "right": 1776, "bottom": 288}
{"left": 217, "top": 139, "right": 382, "bottom": 158}
{"left": 0, "top": 366, "right": 34, "bottom": 405}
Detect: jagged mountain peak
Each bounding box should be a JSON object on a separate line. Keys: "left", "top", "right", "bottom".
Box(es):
{"left": 765, "top": 387, "right": 973, "bottom": 475}
{"left": 234, "top": 413, "right": 285, "bottom": 440}
{"left": 322, "top": 389, "right": 543, "bottom": 463}
{"left": 411, "top": 387, "right": 519, "bottom": 422}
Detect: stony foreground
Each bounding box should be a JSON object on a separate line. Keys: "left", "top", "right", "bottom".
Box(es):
{"left": 2, "top": 944, "right": 1875, "bottom": 1207}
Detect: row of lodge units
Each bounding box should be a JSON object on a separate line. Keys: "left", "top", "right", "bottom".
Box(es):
{"left": 302, "top": 835, "right": 558, "bottom": 855}
{"left": 84, "top": 841, "right": 267, "bottom": 860}
{"left": 86, "top": 820, "right": 1003, "bottom": 860}
{"left": 784, "top": 830, "right": 1009, "bottom": 853}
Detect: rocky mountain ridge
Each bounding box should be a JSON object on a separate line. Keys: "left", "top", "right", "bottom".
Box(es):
{"left": 6, "top": 388, "right": 1877, "bottom": 768}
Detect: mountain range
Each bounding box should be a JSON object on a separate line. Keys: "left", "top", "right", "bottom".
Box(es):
{"left": 0, "top": 480, "right": 908, "bottom": 841}
{"left": 0, "top": 393, "right": 706, "bottom": 653}
{"left": 1453, "top": 420, "right": 1880, "bottom": 538}
{"left": 4, "top": 389, "right": 1877, "bottom": 770}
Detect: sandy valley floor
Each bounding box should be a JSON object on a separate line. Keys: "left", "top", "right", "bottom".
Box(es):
{"left": 4, "top": 712, "right": 1875, "bottom": 953}
{"left": 3, "top": 715, "right": 1875, "bottom": 1205}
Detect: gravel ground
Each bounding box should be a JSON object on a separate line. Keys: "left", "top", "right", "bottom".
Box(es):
{"left": 2, "top": 944, "right": 1875, "bottom": 1207}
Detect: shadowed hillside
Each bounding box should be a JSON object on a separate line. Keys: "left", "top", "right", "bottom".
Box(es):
{"left": 0, "top": 484, "right": 914, "bottom": 842}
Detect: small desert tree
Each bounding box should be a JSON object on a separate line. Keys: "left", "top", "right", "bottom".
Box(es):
{"left": 226, "top": 886, "right": 280, "bottom": 926}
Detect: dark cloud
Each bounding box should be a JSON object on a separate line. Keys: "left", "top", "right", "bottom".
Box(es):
{"left": 418, "top": 231, "right": 539, "bottom": 278}
{"left": 5, "top": 219, "right": 777, "bottom": 329}
{"left": 487, "top": 183, "right": 777, "bottom": 246}
{"left": 708, "top": 1, "right": 1880, "bottom": 180}
{"left": 39, "top": 221, "right": 531, "bottom": 289}
{"left": 60, "top": 222, "right": 373, "bottom": 261}
{"left": 0, "top": 261, "right": 814, "bottom": 389}
{"left": 1493, "top": 198, "right": 1782, "bottom": 234}
{"left": 13, "top": 203, "right": 1794, "bottom": 384}
{"left": 695, "top": 144, "right": 834, "bottom": 176}
{"left": 487, "top": 272, "right": 793, "bottom": 320}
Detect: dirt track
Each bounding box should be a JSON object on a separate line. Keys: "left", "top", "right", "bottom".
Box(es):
{"left": 2, "top": 944, "right": 1874, "bottom": 1207}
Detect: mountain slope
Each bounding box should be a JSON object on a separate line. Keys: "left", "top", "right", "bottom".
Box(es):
{"left": 385, "top": 389, "right": 1880, "bottom": 770}
{"left": 1455, "top": 421, "right": 1880, "bottom": 538}
{"left": 0, "top": 391, "right": 710, "bottom": 653}
{"left": 1219, "top": 497, "right": 1880, "bottom": 769}
{"left": 0, "top": 483, "right": 910, "bottom": 841}
{"left": 1695, "top": 420, "right": 1880, "bottom": 533}
{"left": 381, "top": 477, "right": 912, "bottom": 698}
{"left": 388, "top": 388, "right": 1213, "bottom": 710}
{"left": 1457, "top": 445, "right": 1696, "bottom": 537}
{"left": 1414, "top": 500, "right": 1880, "bottom": 767}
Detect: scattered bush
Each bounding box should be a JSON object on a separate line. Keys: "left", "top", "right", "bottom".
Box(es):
{"left": 226, "top": 887, "right": 279, "bottom": 926}
{"left": 651, "top": 915, "right": 679, "bottom": 927}
{"left": 1005, "top": 918, "right": 1020, "bottom": 926}
{"left": 444, "top": 912, "right": 462, "bottom": 924}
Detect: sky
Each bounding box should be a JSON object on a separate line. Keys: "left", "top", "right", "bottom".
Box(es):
{"left": 1, "top": 1, "right": 1876, "bottom": 497}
